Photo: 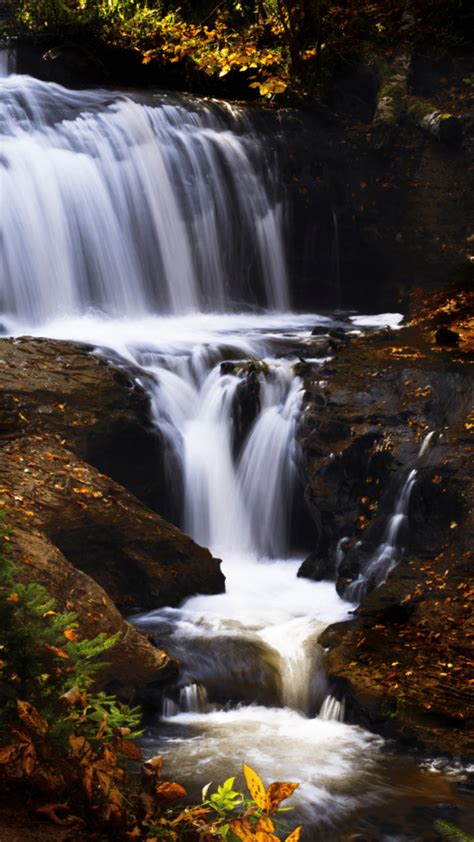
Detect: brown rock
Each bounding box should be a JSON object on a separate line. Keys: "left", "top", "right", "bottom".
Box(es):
{"left": 0, "top": 336, "right": 225, "bottom": 694}
{"left": 10, "top": 527, "right": 177, "bottom": 696}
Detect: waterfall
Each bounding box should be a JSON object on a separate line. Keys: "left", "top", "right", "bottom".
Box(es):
{"left": 320, "top": 695, "right": 346, "bottom": 722}
{"left": 345, "top": 431, "right": 436, "bottom": 600}
{"left": 0, "top": 45, "right": 15, "bottom": 78}
{"left": 1, "top": 74, "right": 288, "bottom": 327}
{"left": 144, "top": 354, "right": 302, "bottom": 558}
{"left": 1, "top": 68, "right": 409, "bottom": 833}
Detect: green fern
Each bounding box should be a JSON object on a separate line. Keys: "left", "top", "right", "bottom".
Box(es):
{"left": 435, "top": 820, "right": 474, "bottom": 842}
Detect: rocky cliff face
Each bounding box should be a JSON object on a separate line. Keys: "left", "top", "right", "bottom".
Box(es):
{"left": 299, "top": 291, "right": 473, "bottom": 755}
{"left": 0, "top": 337, "right": 225, "bottom": 695}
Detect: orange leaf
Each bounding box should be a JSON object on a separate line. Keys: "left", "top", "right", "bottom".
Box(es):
{"left": 266, "top": 781, "right": 299, "bottom": 812}
{"left": 0, "top": 744, "right": 21, "bottom": 766}
{"left": 256, "top": 815, "right": 276, "bottom": 832}
{"left": 63, "top": 628, "right": 77, "bottom": 641}
{"left": 16, "top": 700, "right": 49, "bottom": 737}
{"left": 229, "top": 818, "right": 252, "bottom": 841}
{"left": 154, "top": 781, "right": 187, "bottom": 806}
{"left": 114, "top": 739, "right": 142, "bottom": 762}
{"left": 243, "top": 762, "right": 266, "bottom": 810}
{"left": 45, "top": 644, "right": 69, "bottom": 660}
{"left": 6, "top": 593, "right": 20, "bottom": 603}
{"left": 69, "top": 735, "right": 92, "bottom": 759}
{"left": 35, "top": 803, "right": 69, "bottom": 826}
{"left": 255, "top": 833, "right": 280, "bottom": 842}
{"left": 142, "top": 754, "right": 163, "bottom": 782}
{"left": 19, "top": 742, "right": 37, "bottom": 776}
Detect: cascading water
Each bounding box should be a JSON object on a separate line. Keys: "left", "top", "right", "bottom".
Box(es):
{"left": 2, "top": 68, "right": 435, "bottom": 838}
{"left": 345, "top": 431, "right": 437, "bottom": 601}
{"left": 1, "top": 74, "right": 288, "bottom": 325}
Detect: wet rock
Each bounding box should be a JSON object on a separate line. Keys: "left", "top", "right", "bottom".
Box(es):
{"left": 297, "top": 552, "right": 333, "bottom": 581}
{"left": 299, "top": 314, "right": 474, "bottom": 757}
{"left": 0, "top": 337, "right": 225, "bottom": 693}
{"left": 0, "top": 435, "right": 224, "bottom": 612}
{"left": 233, "top": 368, "right": 261, "bottom": 451}
{"left": 435, "top": 325, "right": 460, "bottom": 345}
{"left": 10, "top": 527, "right": 178, "bottom": 699}
{"left": 0, "top": 336, "right": 164, "bottom": 512}
{"left": 328, "top": 328, "right": 348, "bottom": 342}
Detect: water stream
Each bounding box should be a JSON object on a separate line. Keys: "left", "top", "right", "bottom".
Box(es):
{"left": 1, "top": 70, "right": 468, "bottom": 838}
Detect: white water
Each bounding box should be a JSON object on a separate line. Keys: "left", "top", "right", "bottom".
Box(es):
{"left": 320, "top": 694, "right": 346, "bottom": 722}
{"left": 1, "top": 74, "right": 288, "bottom": 323}
{"left": 1, "top": 70, "right": 417, "bottom": 836}
{"left": 346, "top": 431, "right": 436, "bottom": 600}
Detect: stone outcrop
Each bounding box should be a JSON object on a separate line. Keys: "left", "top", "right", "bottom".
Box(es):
{"left": 299, "top": 290, "right": 474, "bottom": 755}
{"left": 0, "top": 337, "right": 225, "bottom": 693}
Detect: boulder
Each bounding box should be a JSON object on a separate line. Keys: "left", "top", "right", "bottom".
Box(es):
{"left": 0, "top": 336, "right": 225, "bottom": 694}
{"left": 299, "top": 306, "right": 474, "bottom": 756}
{"left": 0, "top": 436, "right": 224, "bottom": 612}
{"left": 10, "top": 527, "right": 177, "bottom": 698}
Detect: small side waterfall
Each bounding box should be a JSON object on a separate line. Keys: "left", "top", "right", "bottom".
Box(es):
{"left": 320, "top": 695, "right": 346, "bottom": 722}
{"left": 345, "top": 431, "right": 436, "bottom": 600}
{"left": 0, "top": 44, "right": 15, "bottom": 77}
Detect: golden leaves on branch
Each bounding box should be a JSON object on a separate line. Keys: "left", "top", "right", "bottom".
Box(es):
{"left": 238, "top": 764, "right": 301, "bottom": 841}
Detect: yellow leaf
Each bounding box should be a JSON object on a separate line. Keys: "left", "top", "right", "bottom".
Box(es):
{"left": 228, "top": 819, "right": 253, "bottom": 840}
{"left": 256, "top": 815, "right": 276, "bottom": 832}
{"left": 243, "top": 763, "right": 266, "bottom": 810}
{"left": 266, "top": 781, "right": 299, "bottom": 812}
{"left": 285, "top": 828, "right": 303, "bottom": 842}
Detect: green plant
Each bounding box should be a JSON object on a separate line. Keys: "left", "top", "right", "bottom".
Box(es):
{"left": 435, "top": 820, "right": 474, "bottom": 842}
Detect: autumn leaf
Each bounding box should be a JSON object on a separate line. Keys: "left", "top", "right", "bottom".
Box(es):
{"left": 19, "top": 741, "right": 37, "bottom": 776}
{"left": 0, "top": 744, "right": 21, "bottom": 766}
{"left": 95, "top": 716, "right": 108, "bottom": 740}
{"left": 229, "top": 818, "right": 253, "bottom": 840}
{"left": 142, "top": 754, "right": 163, "bottom": 784}
{"left": 44, "top": 644, "right": 69, "bottom": 659}
{"left": 63, "top": 628, "right": 78, "bottom": 641}
{"left": 114, "top": 739, "right": 142, "bottom": 762}
{"left": 243, "top": 762, "right": 267, "bottom": 810}
{"left": 256, "top": 815, "right": 276, "bottom": 832}
{"left": 154, "top": 781, "right": 187, "bottom": 805}
{"left": 16, "top": 699, "right": 49, "bottom": 737}
{"left": 266, "top": 781, "right": 299, "bottom": 812}
{"left": 285, "top": 827, "right": 303, "bottom": 842}
{"left": 69, "top": 735, "right": 92, "bottom": 759}
{"left": 35, "top": 803, "right": 69, "bottom": 826}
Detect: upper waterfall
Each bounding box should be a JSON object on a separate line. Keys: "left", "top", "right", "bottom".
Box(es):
{"left": 1, "top": 74, "right": 289, "bottom": 325}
